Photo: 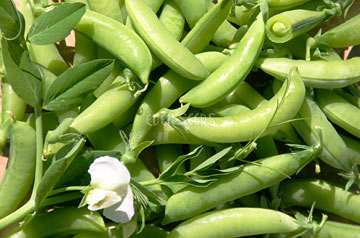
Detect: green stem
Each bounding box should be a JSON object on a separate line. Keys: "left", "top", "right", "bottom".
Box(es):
{"left": 140, "top": 179, "right": 159, "bottom": 186}
{"left": 49, "top": 186, "right": 86, "bottom": 196}
{"left": 31, "top": 107, "right": 43, "bottom": 199}
{"left": 0, "top": 200, "right": 35, "bottom": 230}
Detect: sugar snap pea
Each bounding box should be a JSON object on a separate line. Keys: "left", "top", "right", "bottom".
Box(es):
{"left": 268, "top": 0, "right": 312, "bottom": 10}
{"left": 302, "top": 220, "right": 360, "bottom": 238}
{"left": 75, "top": 10, "right": 152, "bottom": 84}
{"left": 280, "top": 179, "right": 360, "bottom": 224}
{"left": 213, "top": 104, "right": 250, "bottom": 117}
{"left": 87, "top": 0, "right": 124, "bottom": 23}
{"left": 1, "top": 78, "right": 26, "bottom": 122}
{"left": 314, "top": 88, "right": 360, "bottom": 138}
{"left": 159, "top": 0, "right": 185, "bottom": 41}
{"left": 174, "top": 0, "right": 207, "bottom": 28}
{"left": 163, "top": 143, "right": 320, "bottom": 224}
{"left": 171, "top": 67, "right": 305, "bottom": 143}
{"left": 180, "top": 13, "right": 264, "bottom": 107}
{"left": 169, "top": 208, "right": 305, "bottom": 238}
{"left": 340, "top": 133, "right": 360, "bottom": 164}
{"left": 126, "top": 0, "right": 209, "bottom": 81}
{"left": 257, "top": 57, "right": 360, "bottom": 88}
{"left": 0, "top": 121, "right": 36, "bottom": 219}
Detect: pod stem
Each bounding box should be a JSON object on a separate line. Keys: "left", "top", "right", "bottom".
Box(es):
{"left": 0, "top": 199, "right": 35, "bottom": 231}
{"left": 31, "top": 107, "right": 44, "bottom": 198}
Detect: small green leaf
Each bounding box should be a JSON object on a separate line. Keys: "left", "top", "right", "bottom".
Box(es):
{"left": 43, "top": 59, "right": 114, "bottom": 111}
{"left": 191, "top": 146, "right": 232, "bottom": 172}
{"left": 161, "top": 174, "right": 216, "bottom": 188}
{"left": 35, "top": 138, "right": 85, "bottom": 210}
{"left": 27, "top": 2, "right": 86, "bottom": 45}
{"left": 0, "top": 0, "right": 23, "bottom": 40}
{"left": 130, "top": 179, "right": 166, "bottom": 206}
{"left": 1, "top": 39, "right": 42, "bottom": 108}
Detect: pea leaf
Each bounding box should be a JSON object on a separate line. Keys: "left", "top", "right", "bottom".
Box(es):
{"left": 27, "top": 2, "right": 86, "bottom": 45}
{"left": 0, "top": 0, "right": 23, "bottom": 40}
{"left": 1, "top": 38, "right": 42, "bottom": 108}
{"left": 191, "top": 146, "right": 232, "bottom": 172}
{"left": 160, "top": 174, "right": 216, "bottom": 188}
{"left": 43, "top": 59, "right": 114, "bottom": 111}
{"left": 35, "top": 138, "right": 85, "bottom": 210}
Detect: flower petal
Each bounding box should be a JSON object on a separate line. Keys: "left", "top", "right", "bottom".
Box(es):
{"left": 86, "top": 188, "right": 122, "bottom": 211}
{"left": 103, "top": 185, "right": 134, "bottom": 223}
{"left": 88, "top": 156, "right": 130, "bottom": 190}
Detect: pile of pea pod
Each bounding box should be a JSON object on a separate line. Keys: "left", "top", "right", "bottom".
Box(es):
{"left": 1, "top": 0, "right": 360, "bottom": 237}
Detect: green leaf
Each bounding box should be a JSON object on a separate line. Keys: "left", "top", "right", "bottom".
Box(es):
{"left": 191, "top": 146, "right": 232, "bottom": 172}
{"left": 0, "top": 0, "right": 23, "bottom": 40}
{"left": 130, "top": 179, "right": 166, "bottom": 206}
{"left": 27, "top": 2, "right": 86, "bottom": 45}
{"left": 43, "top": 59, "right": 114, "bottom": 111}
{"left": 1, "top": 39, "right": 42, "bottom": 108}
{"left": 35, "top": 138, "right": 85, "bottom": 210}
{"left": 159, "top": 146, "right": 203, "bottom": 180}
{"left": 161, "top": 174, "right": 216, "bottom": 188}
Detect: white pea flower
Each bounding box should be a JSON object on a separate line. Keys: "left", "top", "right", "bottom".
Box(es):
{"left": 85, "top": 156, "right": 134, "bottom": 223}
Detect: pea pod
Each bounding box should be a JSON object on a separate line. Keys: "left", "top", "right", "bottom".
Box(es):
{"left": 181, "top": 0, "right": 232, "bottom": 53}
{"left": 74, "top": 10, "right": 152, "bottom": 84}
{"left": 0, "top": 121, "right": 36, "bottom": 219}
{"left": 171, "top": 67, "right": 305, "bottom": 143}
{"left": 73, "top": 32, "right": 97, "bottom": 66}
{"left": 7, "top": 207, "right": 106, "bottom": 238}
{"left": 256, "top": 57, "right": 360, "bottom": 88}
{"left": 227, "top": 5, "right": 252, "bottom": 26}
{"left": 340, "top": 133, "right": 360, "bottom": 164}
{"left": 1, "top": 78, "right": 26, "bottom": 122}
{"left": 268, "top": 0, "right": 312, "bottom": 10}
{"left": 213, "top": 104, "right": 250, "bottom": 117}
{"left": 280, "top": 179, "right": 360, "bottom": 224}
{"left": 163, "top": 143, "right": 320, "bottom": 224}
{"left": 266, "top": 7, "right": 339, "bottom": 43}
{"left": 179, "top": 13, "right": 265, "bottom": 107}
{"left": 169, "top": 208, "right": 305, "bottom": 238}
{"left": 159, "top": 0, "right": 185, "bottom": 41}
{"left": 129, "top": 52, "right": 227, "bottom": 149}
{"left": 87, "top": 0, "right": 124, "bottom": 23}
{"left": 125, "top": 0, "right": 209, "bottom": 80}
{"left": 314, "top": 88, "right": 360, "bottom": 138}
{"left": 174, "top": 0, "right": 207, "bottom": 28}
{"left": 302, "top": 220, "right": 360, "bottom": 238}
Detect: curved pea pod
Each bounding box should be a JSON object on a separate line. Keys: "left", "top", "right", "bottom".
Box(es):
{"left": 129, "top": 51, "right": 227, "bottom": 149}
{"left": 214, "top": 104, "right": 250, "bottom": 117}
{"left": 179, "top": 13, "right": 264, "bottom": 107}
{"left": 7, "top": 207, "right": 106, "bottom": 237}
{"left": 340, "top": 133, "right": 360, "bottom": 164}
{"left": 126, "top": 0, "right": 209, "bottom": 80}
{"left": 174, "top": 0, "right": 207, "bottom": 28}
{"left": 302, "top": 220, "right": 360, "bottom": 238}
{"left": 0, "top": 121, "right": 36, "bottom": 219}
{"left": 69, "top": 76, "right": 140, "bottom": 135}
{"left": 256, "top": 57, "right": 360, "bottom": 88}
{"left": 266, "top": 8, "right": 338, "bottom": 43}
{"left": 74, "top": 10, "right": 152, "bottom": 84}
{"left": 163, "top": 143, "right": 320, "bottom": 224}
{"left": 314, "top": 88, "right": 360, "bottom": 138}
{"left": 268, "top": 0, "right": 311, "bottom": 10}
{"left": 291, "top": 94, "right": 351, "bottom": 171}
{"left": 159, "top": 0, "right": 185, "bottom": 41}
{"left": 227, "top": 5, "right": 252, "bottom": 26}
{"left": 212, "top": 19, "right": 238, "bottom": 48}
{"left": 1, "top": 78, "right": 26, "bottom": 122}
{"left": 87, "top": 0, "right": 124, "bottom": 23}
{"left": 181, "top": 0, "right": 232, "bottom": 53}
{"left": 308, "top": 13, "right": 360, "bottom": 50}
{"left": 174, "top": 67, "right": 305, "bottom": 143}
{"left": 279, "top": 179, "right": 360, "bottom": 224}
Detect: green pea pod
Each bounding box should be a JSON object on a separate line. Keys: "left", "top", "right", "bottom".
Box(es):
{"left": 291, "top": 94, "right": 351, "bottom": 171}
{"left": 169, "top": 208, "right": 305, "bottom": 238}
{"left": 0, "top": 121, "right": 36, "bottom": 219}
{"left": 159, "top": 0, "right": 185, "bottom": 41}
{"left": 146, "top": 0, "right": 165, "bottom": 13}
{"left": 126, "top": 0, "right": 209, "bottom": 80}
{"left": 227, "top": 5, "right": 252, "bottom": 26}
{"left": 269, "top": 0, "right": 312, "bottom": 10}
{"left": 69, "top": 76, "right": 140, "bottom": 135}
{"left": 253, "top": 135, "right": 279, "bottom": 159}
{"left": 163, "top": 143, "right": 320, "bottom": 224}
{"left": 181, "top": 0, "right": 232, "bottom": 53}
{"left": 302, "top": 220, "right": 360, "bottom": 238}
{"left": 340, "top": 133, "right": 360, "bottom": 164}
{"left": 180, "top": 13, "right": 264, "bottom": 107}
{"left": 75, "top": 10, "right": 152, "bottom": 84}
{"left": 7, "top": 207, "right": 106, "bottom": 237}
{"left": 280, "top": 179, "right": 360, "bottom": 224}
{"left": 1, "top": 78, "right": 26, "bottom": 122}
{"left": 314, "top": 88, "right": 360, "bottom": 138}
{"left": 228, "top": 81, "right": 302, "bottom": 144}
{"left": 88, "top": 0, "right": 124, "bottom": 23}
{"left": 257, "top": 57, "right": 360, "bottom": 88}
{"left": 73, "top": 32, "right": 97, "bottom": 66}
{"left": 214, "top": 104, "right": 250, "bottom": 117}
{"left": 174, "top": 67, "right": 305, "bottom": 143}
{"left": 129, "top": 52, "right": 227, "bottom": 149}
{"left": 308, "top": 13, "right": 360, "bottom": 50}
{"left": 174, "top": 0, "right": 207, "bottom": 28}
{"left": 266, "top": 8, "right": 339, "bottom": 43}
{"left": 157, "top": 144, "right": 185, "bottom": 173}
{"left": 19, "top": 0, "right": 68, "bottom": 76}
